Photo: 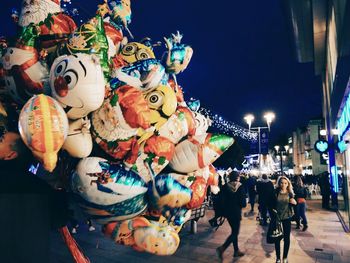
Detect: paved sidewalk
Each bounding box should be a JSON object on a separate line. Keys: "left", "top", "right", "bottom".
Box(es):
{"left": 50, "top": 200, "right": 350, "bottom": 263}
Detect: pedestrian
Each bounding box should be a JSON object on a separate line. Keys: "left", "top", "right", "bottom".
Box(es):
{"left": 0, "top": 112, "right": 69, "bottom": 263}
{"left": 319, "top": 172, "right": 331, "bottom": 209}
{"left": 294, "top": 176, "right": 308, "bottom": 231}
{"left": 268, "top": 176, "right": 297, "bottom": 263}
{"left": 247, "top": 175, "right": 257, "bottom": 213}
{"left": 256, "top": 174, "right": 274, "bottom": 225}
{"left": 216, "top": 171, "right": 246, "bottom": 261}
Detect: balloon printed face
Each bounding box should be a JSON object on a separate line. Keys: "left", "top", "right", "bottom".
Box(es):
{"left": 2, "top": 46, "right": 49, "bottom": 103}
{"left": 120, "top": 42, "right": 155, "bottom": 64}
{"left": 19, "top": 0, "right": 61, "bottom": 27}
{"left": 134, "top": 222, "right": 180, "bottom": 256}
{"left": 158, "top": 111, "right": 189, "bottom": 144}
{"left": 144, "top": 85, "right": 177, "bottom": 130}
{"left": 193, "top": 111, "right": 212, "bottom": 136}
{"left": 50, "top": 53, "right": 105, "bottom": 119}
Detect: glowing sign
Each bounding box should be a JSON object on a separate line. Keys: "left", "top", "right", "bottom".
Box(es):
{"left": 337, "top": 94, "right": 350, "bottom": 140}
{"left": 314, "top": 140, "right": 329, "bottom": 153}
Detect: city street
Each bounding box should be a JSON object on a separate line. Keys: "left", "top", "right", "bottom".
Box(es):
{"left": 50, "top": 200, "right": 350, "bottom": 263}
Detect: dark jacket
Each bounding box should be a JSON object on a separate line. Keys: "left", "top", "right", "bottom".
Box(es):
{"left": 222, "top": 181, "right": 247, "bottom": 220}
{"left": 0, "top": 158, "right": 69, "bottom": 263}
{"left": 294, "top": 185, "right": 308, "bottom": 199}
{"left": 256, "top": 178, "right": 274, "bottom": 204}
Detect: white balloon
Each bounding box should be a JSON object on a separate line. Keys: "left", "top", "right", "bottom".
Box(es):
{"left": 50, "top": 53, "right": 105, "bottom": 119}
{"left": 63, "top": 117, "right": 93, "bottom": 158}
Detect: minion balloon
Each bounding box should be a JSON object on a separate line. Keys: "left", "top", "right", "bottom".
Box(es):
{"left": 120, "top": 42, "right": 155, "bottom": 65}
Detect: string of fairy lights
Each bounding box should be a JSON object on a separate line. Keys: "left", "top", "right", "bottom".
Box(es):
{"left": 197, "top": 107, "right": 258, "bottom": 142}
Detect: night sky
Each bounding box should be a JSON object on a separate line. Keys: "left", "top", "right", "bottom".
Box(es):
{"left": 0, "top": 0, "right": 323, "bottom": 146}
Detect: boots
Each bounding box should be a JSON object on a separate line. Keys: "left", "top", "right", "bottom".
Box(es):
{"left": 233, "top": 250, "right": 245, "bottom": 257}
{"left": 302, "top": 225, "right": 308, "bottom": 231}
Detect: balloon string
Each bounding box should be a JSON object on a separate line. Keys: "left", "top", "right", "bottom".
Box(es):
{"left": 59, "top": 226, "right": 91, "bottom": 263}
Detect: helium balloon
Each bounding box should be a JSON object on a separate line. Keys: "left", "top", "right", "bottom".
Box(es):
{"left": 59, "top": 15, "right": 110, "bottom": 79}
{"left": 50, "top": 53, "right": 105, "bottom": 119}
{"left": 193, "top": 111, "right": 212, "bottom": 136}
{"left": 2, "top": 25, "right": 50, "bottom": 104}
{"left": 120, "top": 42, "right": 155, "bottom": 65}
{"left": 104, "top": 22, "right": 123, "bottom": 59}
{"left": 62, "top": 117, "right": 93, "bottom": 158}
{"left": 18, "top": 0, "right": 77, "bottom": 51}
{"left": 71, "top": 157, "right": 148, "bottom": 223}
{"left": 124, "top": 135, "right": 175, "bottom": 183}
{"left": 148, "top": 174, "right": 192, "bottom": 209}
{"left": 103, "top": 216, "right": 150, "bottom": 246}
{"left": 186, "top": 176, "right": 207, "bottom": 209}
{"left": 112, "top": 59, "right": 167, "bottom": 92}
{"left": 19, "top": 94, "right": 68, "bottom": 172}
{"left": 169, "top": 133, "right": 234, "bottom": 173}
{"left": 144, "top": 84, "right": 177, "bottom": 130}
{"left": 163, "top": 31, "right": 193, "bottom": 75}
{"left": 133, "top": 220, "right": 180, "bottom": 256}
{"left": 107, "top": 0, "right": 132, "bottom": 31}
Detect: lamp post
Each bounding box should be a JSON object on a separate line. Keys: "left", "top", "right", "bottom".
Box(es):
{"left": 274, "top": 145, "right": 289, "bottom": 174}
{"left": 244, "top": 112, "right": 275, "bottom": 154}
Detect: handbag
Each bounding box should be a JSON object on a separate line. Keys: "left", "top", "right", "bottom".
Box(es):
{"left": 266, "top": 212, "right": 284, "bottom": 244}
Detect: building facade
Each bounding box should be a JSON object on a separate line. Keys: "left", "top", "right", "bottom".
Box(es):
{"left": 283, "top": 0, "right": 350, "bottom": 230}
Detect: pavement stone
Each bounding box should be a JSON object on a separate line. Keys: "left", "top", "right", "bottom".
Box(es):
{"left": 49, "top": 200, "right": 349, "bottom": 263}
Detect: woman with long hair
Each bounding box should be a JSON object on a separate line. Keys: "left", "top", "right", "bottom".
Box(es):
{"left": 268, "top": 176, "right": 297, "bottom": 263}
{"left": 294, "top": 176, "right": 308, "bottom": 231}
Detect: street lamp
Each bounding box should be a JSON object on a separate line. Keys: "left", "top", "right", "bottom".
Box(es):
{"left": 274, "top": 145, "right": 289, "bottom": 174}
{"left": 244, "top": 112, "right": 275, "bottom": 154}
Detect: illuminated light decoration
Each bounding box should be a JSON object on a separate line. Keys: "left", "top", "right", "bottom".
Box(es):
{"left": 337, "top": 140, "right": 347, "bottom": 153}
{"left": 337, "top": 94, "right": 350, "bottom": 140}
{"left": 197, "top": 107, "right": 258, "bottom": 142}
{"left": 314, "top": 140, "right": 329, "bottom": 153}
{"left": 331, "top": 165, "right": 339, "bottom": 193}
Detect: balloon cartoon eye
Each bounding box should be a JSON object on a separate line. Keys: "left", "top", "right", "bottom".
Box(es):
{"left": 9, "top": 49, "right": 13, "bottom": 54}
{"left": 54, "top": 60, "right": 68, "bottom": 76}
{"left": 136, "top": 49, "right": 150, "bottom": 60}
{"left": 122, "top": 43, "right": 137, "bottom": 55}
{"left": 146, "top": 91, "right": 164, "bottom": 109}
{"left": 63, "top": 70, "right": 78, "bottom": 90}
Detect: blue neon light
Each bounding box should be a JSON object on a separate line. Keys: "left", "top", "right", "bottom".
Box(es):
{"left": 314, "top": 140, "right": 329, "bottom": 153}
{"left": 337, "top": 94, "right": 350, "bottom": 140}
{"left": 330, "top": 165, "right": 339, "bottom": 193}
{"left": 338, "top": 140, "right": 347, "bottom": 153}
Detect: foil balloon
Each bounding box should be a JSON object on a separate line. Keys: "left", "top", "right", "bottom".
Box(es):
{"left": 124, "top": 135, "right": 175, "bottom": 183}
{"left": 133, "top": 220, "right": 180, "bottom": 256}
{"left": 18, "top": 94, "right": 68, "bottom": 172}
{"left": 62, "top": 117, "right": 93, "bottom": 158}
{"left": 193, "top": 111, "right": 212, "bottom": 136}
{"left": 148, "top": 174, "right": 192, "bottom": 209}
{"left": 169, "top": 133, "right": 234, "bottom": 173}
{"left": 144, "top": 84, "right": 177, "bottom": 130}
{"left": 112, "top": 58, "right": 167, "bottom": 92}
{"left": 168, "top": 79, "right": 184, "bottom": 104}
{"left": 187, "top": 99, "right": 200, "bottom": 112}
{"left": 91, "top": 85, "right": 151, "bottom": 160}
{"left": 58, "top": 15, "right": 110, "bottom": 79}
{"left": 186, "top": 176, "right": 207, "bottom": 209}
{"left": 157, "top": 106, "right": 195, "bottom": 144}
{"left": 107, "top": 0, "right": 132, "bottom": 31}
{"left": 50, "top": 53, "right": 105, "bottom": 119}
{"left": 103, "top": 216, "right": 150, "bottom": 247}
{"left": 120, "top": 42, "right": 155, "bottom": 65}
{"left": 163, "top": 31, "right": 193, "bottom": 75}
{"left": 2, "top": 24, "right": 50, "bottom": 104}
{"left": 104, "top": 21, "right": 123, "bottom": 59}
{"left": 18, "top": 0, "right": 77, "bottom": 51}
{"left": 160, "top": 206, "right": 191, "bottom": 226}
{"left": 71, "top": 157, "right": 148, "bottom": 224}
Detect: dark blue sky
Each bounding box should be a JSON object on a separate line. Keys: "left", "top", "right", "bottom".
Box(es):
{"left": 1, "top": 0, "right": 323, "bottom": 145}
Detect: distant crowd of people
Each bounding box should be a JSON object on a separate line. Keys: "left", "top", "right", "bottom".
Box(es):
{"left": 208, "top": 171, "right": 332, "bottom": 263}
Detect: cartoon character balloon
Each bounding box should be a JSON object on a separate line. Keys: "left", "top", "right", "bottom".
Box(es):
{"left": 50, "top": 53, "right": 105, "bottom": 119}
{"left": 2, "top": 25, "right": 50, "bottom": 104}
{"left": 18, "top": 94, "right": 68, "bottom": 172}
{"left": 169, "top": 133, "right": 234, "bottom": 173}
{"left": 71, "top": 157, "right": 148, "bottom": 224}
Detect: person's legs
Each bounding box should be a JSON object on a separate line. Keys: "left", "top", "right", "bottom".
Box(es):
{"left": 282, "top": 219, "right": 291, "bottom": 259}
{"left": 275, "top": 239, "right": 281, "bottom": 260}
{"left": 300, "top": 203, "right": 308, "bottom": 230}
{"left": 260, "top": 203, "right": 268, "bottom": 225}
{"left": 295, "top": 204, "right": 301, "bottom": 229}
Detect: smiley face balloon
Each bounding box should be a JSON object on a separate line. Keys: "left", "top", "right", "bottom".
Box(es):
{"left": 50, "top": 53, "right": 105, "bottom": 119}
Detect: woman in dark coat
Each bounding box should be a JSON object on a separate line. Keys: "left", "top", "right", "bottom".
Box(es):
{"left": 267, "top": 176, "right": 297, "bottom": 263}
{"left": 294, "top": 176, "right": 308, "bottom": 231}
{"left": 216, "top": 172, "right": 246, "bottom": 261}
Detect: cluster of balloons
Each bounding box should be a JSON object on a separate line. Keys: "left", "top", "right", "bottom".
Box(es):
{"left": 0, "top": 0, "right": 234, "bottom": 256}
